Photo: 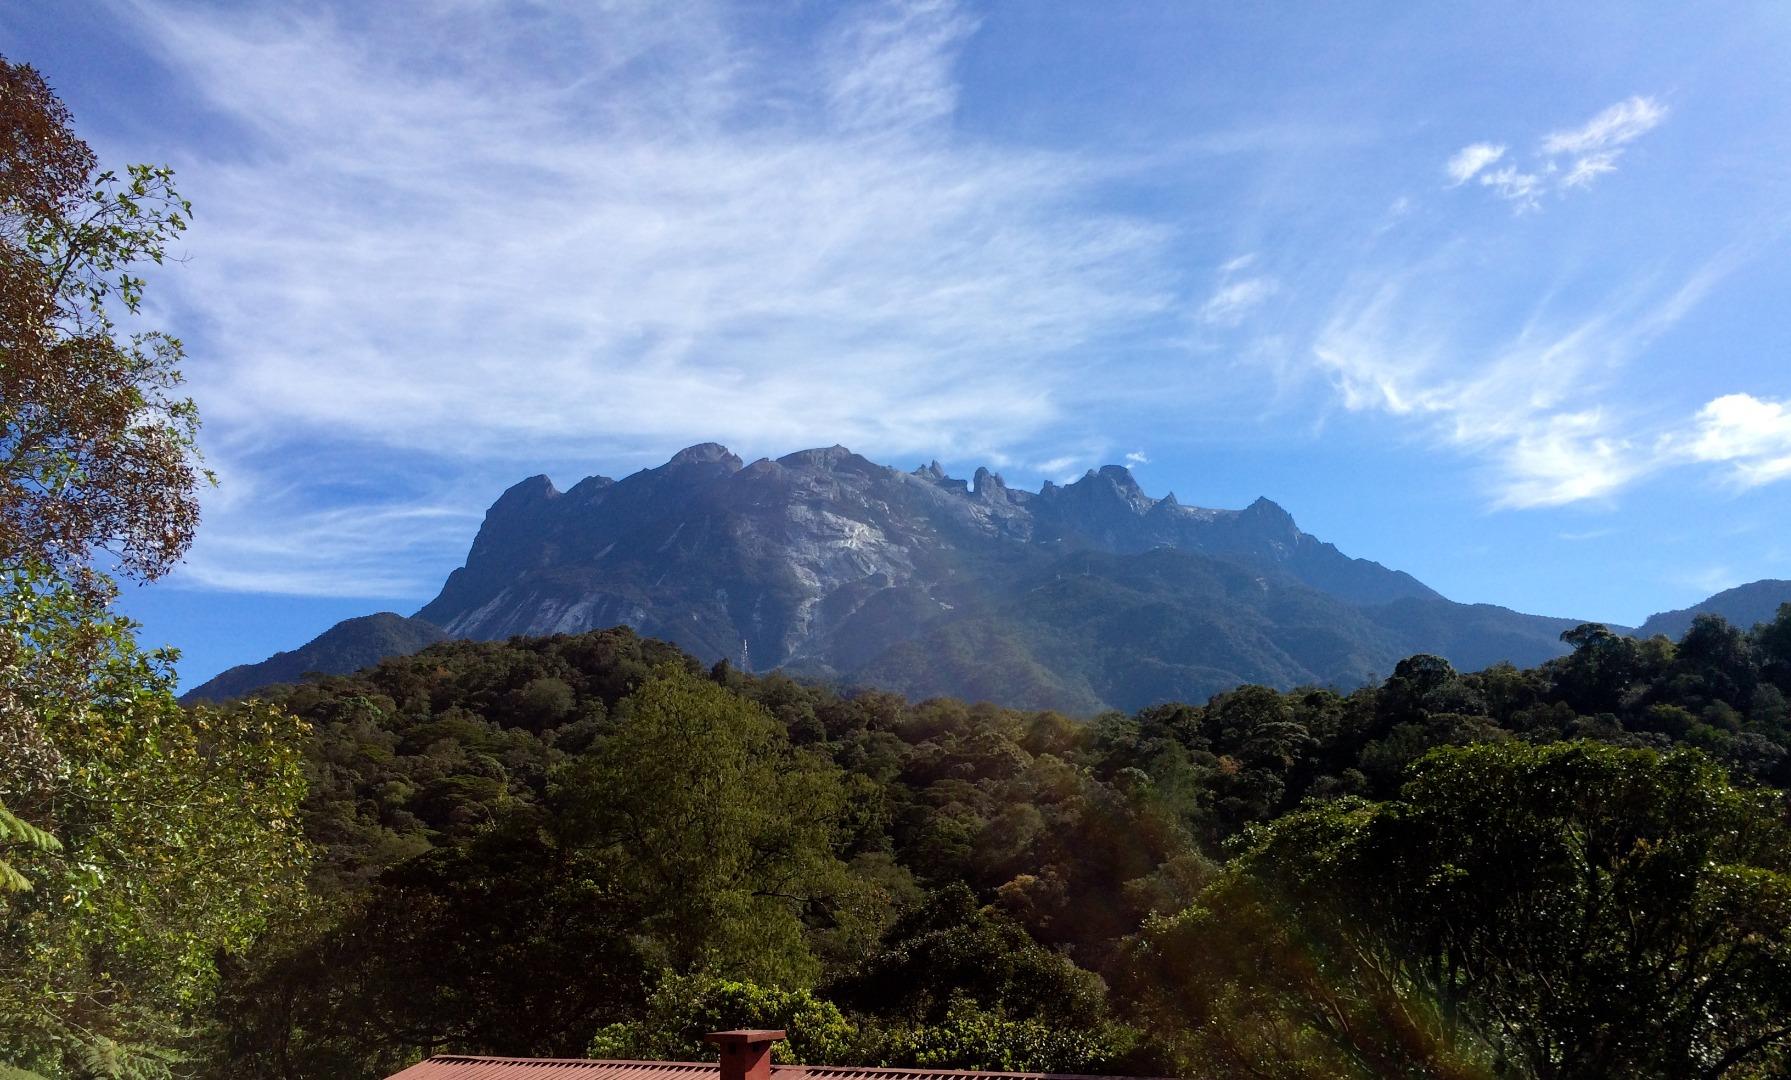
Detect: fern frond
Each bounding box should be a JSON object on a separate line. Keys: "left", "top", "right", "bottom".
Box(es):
{"left": 0, "top": 799, "right": 60, "bottom": 894}
{"left": 70, "top": 1033, "right": 180, "bottom": 1080}
{"left": 0, "top": 801, "right": 59, "bottom": 851}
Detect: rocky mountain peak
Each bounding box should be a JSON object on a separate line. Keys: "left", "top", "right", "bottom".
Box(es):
{"left": 1053, "top": 463, "right": 1153, "bottom": 514}
{"left": 777, "top": 444, "right": 862, "bottom": 470}
{"left": 566, "top": 474, "right": 616, "bottom": 499}
{"left": 666, "top": 442, "right": 744, "bottom": 470}
{"left": 492, "top": 473, "right": 559, "bottom": 508}
{"left": 1240, "top": 495, "right": 1297, "bottom": 530}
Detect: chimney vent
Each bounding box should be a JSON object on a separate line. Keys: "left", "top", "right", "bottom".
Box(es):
{"left": 705, "top": 1030, "right": 785, "bottom": 1080}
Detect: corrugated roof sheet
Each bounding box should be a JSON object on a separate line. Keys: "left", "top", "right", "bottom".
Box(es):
{"left": 386, "top": 1057, "right": 1164, "bottom": 1080}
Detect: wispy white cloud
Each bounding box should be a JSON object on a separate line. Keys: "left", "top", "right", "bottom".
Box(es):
{"left": 1199, "top": 277, "right": 1279, "bottom": 326}
{"left": 823, "top": 0, "right": 978, "bottom": 133}
{"left": 115, "top": 0, "right": 1176, "bottom": 594}
{"left": 1541, "top": 95, "right": 1667, "bottom": 195}
{"left": 1560, "top": 152, "right": 1619, "bottom": 189}
{"left": 179, "top": 495, "right": 483, "bottom": 597}
{"left": 1541, "top": 95, "right": 1668, "bottom": 157}
{"left": 1124, "top": 450, "right": 1149, "bottom": 466}
{"left": 1311, "top": 254, "right": 1736, "bottom": 508}
{"left": 1477, "top": 164, "right": 1546, "bottom": 211}
{"left": 1198, "top": 254, "right": 1279, "bottom": 327}
{"left": 1445, "top": 142, "right": 1505, "bottom": 185}
{"left": 1448, "top": 95, "right": 1667, "bottom": 210}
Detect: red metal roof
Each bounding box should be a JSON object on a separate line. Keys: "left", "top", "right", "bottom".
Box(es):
{"left": 385, "top": 1057, "right": 1161, "bottom": 1080}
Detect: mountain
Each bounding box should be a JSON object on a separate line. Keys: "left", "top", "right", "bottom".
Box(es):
{"left": 192, "top": 444, "right": 1589, "bottom": 711}
{"left": 1635, "top": 580, "right": 1791, "bottom": 640}
{"left": 181, "top": 612, "right": 448, "bottom": 704}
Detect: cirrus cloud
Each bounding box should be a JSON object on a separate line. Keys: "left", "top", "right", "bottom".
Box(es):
{"left": 1447, "top": 95, "right": 1667, "bottom": 211}
{"left": 114, "top": 0, "right": 1179, "bottom": 594}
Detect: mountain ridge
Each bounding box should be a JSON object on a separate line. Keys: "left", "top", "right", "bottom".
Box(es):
{"left": 1636, "top": 579, "right": 1791, "bottom": 640}
{"left": 190, "top": 444, "right": 1630, "bottom": 711}
{"left": 183, "top": 612, "right": 447, "bottom": 704}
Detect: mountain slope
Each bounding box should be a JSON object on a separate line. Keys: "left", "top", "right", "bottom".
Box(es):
{"left": 1636, "top": 579, "right": 1791, "bottom": 640}
{"left": 413, "top": 444, "right": 1439, "bottom": 660}
{"left": 181, "top": 613, "right": 448, "bottom": 703}
{"left": 194, "top": 444, "right": 1593, "bottom": 712}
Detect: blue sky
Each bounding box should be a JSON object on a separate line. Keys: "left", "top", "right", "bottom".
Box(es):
{"left": 7, "top": 2, "right": 1791, "bottom": 689}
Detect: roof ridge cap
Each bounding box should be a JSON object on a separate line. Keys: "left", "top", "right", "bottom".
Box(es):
{"left": 401, "top": 1056, "right": 1177, "bottom": 1080}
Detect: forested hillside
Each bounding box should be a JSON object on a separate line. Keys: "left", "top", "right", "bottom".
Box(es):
{"left": 1638, "top": 579, "right": 1791, "bottom": 641}
{"left": 192, "top": 610, "right": 1791, "bottom": 1079}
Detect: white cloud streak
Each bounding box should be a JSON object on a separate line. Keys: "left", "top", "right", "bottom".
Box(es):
{"left": 1541, "top": 95, "right": 1668, "bottom": 156}
{"left": 1200, "top": 277, "right": 1279, "bottom": 326}
{"left": 1478, "top": 164, "right": 1545, "bottom": 210}
{"left": 1312, "top": 255, "right": 1737, "bottom": 508}
{"left": 114, "top": 0, "right": 1177, "bottom": 594}
{"left": 1198, "top": 254, "right": 1279, "bottom": 327}
{"left": 1448, "top": 95, "right": 1667, "bottom": 210}
{"left": 1445, "top": 142, "right": 1505, "bottom": 185}
{"left": 177, "top": 502, "right": 482, "bottom": 597}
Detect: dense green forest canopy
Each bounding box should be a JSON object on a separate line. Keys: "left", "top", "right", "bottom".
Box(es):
{"left": 192, "top": 607, "right": 1791, "bottom": 1079}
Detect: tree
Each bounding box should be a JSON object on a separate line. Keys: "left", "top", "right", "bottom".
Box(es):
{"left": 1554, "top": 623, "right": 1641, "bottom": 715}
{"left": 1132, "top": 741, "right": 1791, "bottom": 1079}
{"left": 1753, "top": 603, "right": 1791, "bottom": 692}
{"left": 1671, "top": 615, "right": 1759, "bottom": 711}
{"left": 556, "top": 665, "right": 870, "bottom": 985}
{"left": 210, "top": 819, "right": 649, "bottom": 1076}
{"left": 1, "top": 58, "right": 204, "bottom": 592}
{"left": 1, "top": 52, "right": 208, "bottom": 906}
{"left": 0, "top": 57, "right": 311, "bottom": 1080}
{"left": 827, "top": 883, "right": 1108, "bottom": 1028}
{"left": 0, "top": 597, "right": 309, "bottom": 1076}
{"left": 588, "top": 973, "right": 856, "bottom": 1065}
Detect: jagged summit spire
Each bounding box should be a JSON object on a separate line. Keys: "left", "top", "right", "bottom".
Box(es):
{"left": 972, "top": 466, "right": 1008, "bottom": 499}
{"left": 1238, "top": 495, "right": 1298, "bottom": 537}
{"left": 1096, "top": 463, "right": 1143, "bottom": 491}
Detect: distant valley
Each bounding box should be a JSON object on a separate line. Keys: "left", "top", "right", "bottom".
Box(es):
{"left": 186, "top": 445, "right": 1788, "bottom": 712}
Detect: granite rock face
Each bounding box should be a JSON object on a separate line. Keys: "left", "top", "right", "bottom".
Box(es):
{"left": 396, "top": 444, "right": 1569, "bottom": 709}
{"left": 194, "top": 444, "right": 1601, "bottom": 711}
{"left": 416, "top": 445, "right": 1437, "bottom": 653}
